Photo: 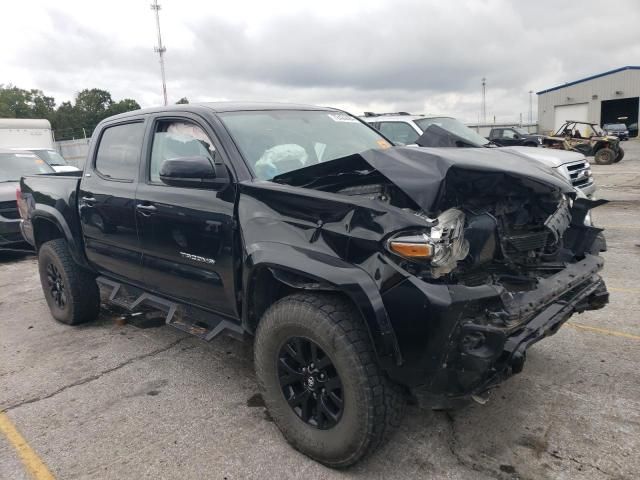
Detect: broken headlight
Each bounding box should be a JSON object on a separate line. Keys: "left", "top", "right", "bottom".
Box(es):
{"left": 388, "top": 208, "right": 469, "bottom": 278}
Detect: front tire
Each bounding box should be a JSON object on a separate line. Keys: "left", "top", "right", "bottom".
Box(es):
{"left": 254, "top": 293, "right": 404, "bottom": 468}
{"left": 38, "top": 239, "right": 100, "bottom": 325}
{"left": 594, "top": 147, "right": 615, "bottom": 165}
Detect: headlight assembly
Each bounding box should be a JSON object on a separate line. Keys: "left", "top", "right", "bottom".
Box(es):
{"left": 387, "top": 208, "right": 469, "bottom": 278}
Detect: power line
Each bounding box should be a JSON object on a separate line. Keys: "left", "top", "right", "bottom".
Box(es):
{"left": 151, "top": 0, "right": 168, "bottom": 106}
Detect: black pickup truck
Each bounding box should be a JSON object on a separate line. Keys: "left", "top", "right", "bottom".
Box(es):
{"left": 487, "top": 127, "right": 543, "bottom": 147}
{"left": 18, "top": 103, "right": 609, "bottom": 467}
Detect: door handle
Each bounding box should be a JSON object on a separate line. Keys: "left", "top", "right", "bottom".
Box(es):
{"left": 81, "top": 196, "right": 96, "bottom": 205}
{"left": 136, "top": 204, "right": 157, "bottom": 216}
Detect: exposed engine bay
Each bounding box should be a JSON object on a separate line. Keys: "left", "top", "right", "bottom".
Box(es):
{"left": 274, "top": 146, "right": 606, "bottom": 290}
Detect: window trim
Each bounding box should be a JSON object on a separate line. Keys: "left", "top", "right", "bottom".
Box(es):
{"left": 142, "top": 114, "right": 231, "bottom": 188}
{"left": 92, "top": 119, "right": 146, "bottom": 183}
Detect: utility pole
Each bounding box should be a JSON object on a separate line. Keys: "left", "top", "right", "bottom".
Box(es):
{"left": 528, "top": 90, "right": 533, "bottom": 125}
{"left": 481, "top": 78, "right": 487, "bottom": 123}
{"left": 151, "top": 0, "right": 168, "bottom": 106}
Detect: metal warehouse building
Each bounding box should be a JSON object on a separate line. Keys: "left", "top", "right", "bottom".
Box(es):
{"left": 537, "top": 66, "right": 639, "bottom": 137}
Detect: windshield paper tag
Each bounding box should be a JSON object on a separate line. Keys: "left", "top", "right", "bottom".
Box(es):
{"left": 327, "top": 113, "right": 358, "bottom": 123}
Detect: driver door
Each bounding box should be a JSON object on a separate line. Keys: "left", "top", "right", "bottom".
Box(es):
{"left": 135, "top": 115, "right": 237, "bottom": 316}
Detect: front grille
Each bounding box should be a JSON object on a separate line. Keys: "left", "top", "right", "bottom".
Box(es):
{"left": 505, "top": 230, "right": 549, "bottom": 252}
{"left": 566, "top": 160, "right": 593, "bottom": 189}
{"left": 0, "top": 201, "right": 20, "bottom": 220}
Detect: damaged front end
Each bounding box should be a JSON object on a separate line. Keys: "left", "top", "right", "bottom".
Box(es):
{"left": 244, "top": 146, "right": 609, "bottom": 400}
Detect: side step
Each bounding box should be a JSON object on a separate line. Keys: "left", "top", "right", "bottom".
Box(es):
{"left": 97, "top": 276, "right": 244, "bottom": 341}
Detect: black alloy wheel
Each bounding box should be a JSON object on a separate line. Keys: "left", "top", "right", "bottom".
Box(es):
{"left": 278, "top": 336, "right": 343, "bottom": 429}
{"left": 46, "top": 262, "right": 67, "bottom": 308}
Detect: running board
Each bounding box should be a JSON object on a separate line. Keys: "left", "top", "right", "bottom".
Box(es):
{"left": 97, "top": 276, "right": 244, "bottom": 341}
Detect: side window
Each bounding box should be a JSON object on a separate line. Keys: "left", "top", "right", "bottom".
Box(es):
{"left": 502, "top": 129, "right": 517, "bottom": 139}
{"left": 378, "top": 122, "right": 420, "bottom": 145}
{"left": 493, "top": 129, "right": 503, "bottom": 138}
{"left": 95, "top": 122, "right": 145, "bottom": 180}
{"left": 149, "top": 120, "right": 216, "bottom": 183}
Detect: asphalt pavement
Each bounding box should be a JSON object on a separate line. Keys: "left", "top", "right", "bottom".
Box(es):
{"left": 1, "top": 141, "right": 639, "bottom": 480}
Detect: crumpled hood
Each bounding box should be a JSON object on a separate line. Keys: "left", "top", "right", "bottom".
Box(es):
{"left": 274, "top": 146, "right": 574, "bottom": 214}
{"left": 501, "top": 146, "right": 587, "bottom": 168}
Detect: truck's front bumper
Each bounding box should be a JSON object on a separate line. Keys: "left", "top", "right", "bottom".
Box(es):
{"left": 381, "top": 255, "right": 608, "bottom": 398}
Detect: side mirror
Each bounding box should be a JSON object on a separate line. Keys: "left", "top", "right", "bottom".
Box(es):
{"left": 159, "top": 156, "right": 228, "bottom": 189}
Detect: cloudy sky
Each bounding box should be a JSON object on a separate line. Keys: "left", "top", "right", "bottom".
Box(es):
{"left": 2, "top": 0, "right": 640, "bottom": 123}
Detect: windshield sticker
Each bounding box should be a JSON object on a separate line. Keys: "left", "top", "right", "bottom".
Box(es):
{"left": 376, "top": 139, "right": 391, "bottom": 149}
{"left": 327, "top": 113, "right": 358, "bottom": 123}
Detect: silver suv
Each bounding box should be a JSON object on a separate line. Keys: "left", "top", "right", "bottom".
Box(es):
{"left": 362, "top": 113, "right": 596, "bottom": 197}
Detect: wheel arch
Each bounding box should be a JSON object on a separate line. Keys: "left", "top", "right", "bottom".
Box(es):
{"left": 31, "top": 206, "right": 87, "bottom": 267}
{"left": 242, "top": 243, "right": 402, "bottom": 368}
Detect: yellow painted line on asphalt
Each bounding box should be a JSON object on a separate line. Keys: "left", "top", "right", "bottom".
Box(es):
{"left": 566, "top": 322, "right": 640, "bottom": 341}
{"left": 0, "top": 412, "right": 55, "bottom": 480}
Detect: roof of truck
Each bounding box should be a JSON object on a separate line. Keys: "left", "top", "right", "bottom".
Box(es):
{"left": 103, "top": 102, "right": 339, "bottom": 123}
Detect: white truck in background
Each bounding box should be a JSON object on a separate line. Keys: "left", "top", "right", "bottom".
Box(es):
{"left": 0, "top": 118, "right": 79, "bottom": 172}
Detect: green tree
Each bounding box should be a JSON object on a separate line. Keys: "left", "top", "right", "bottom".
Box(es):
{"left": 176, "top": 97, "right": 189, "bottom": 104}
{"left": 73, "top": 88, "right": 113, "bottom": 129}
{"left": 107, "top": 98, "right": 141, "bottom": 116}
{"left": 31, "top": 90, "right": 56, "bottom": 119}
{"left": 53, "top": 101, "right": 79, "bottom": 138}
{"left": 0, "top": 85, "right": 53, "bottom": 118}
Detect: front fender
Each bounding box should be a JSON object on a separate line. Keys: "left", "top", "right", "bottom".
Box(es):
{"left": 243, "top": 241, "right": 402, "bottom": 367}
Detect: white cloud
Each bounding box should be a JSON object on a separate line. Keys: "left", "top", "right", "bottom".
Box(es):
{"left": 2, "top": 0, "right": 640, "bottom": 123}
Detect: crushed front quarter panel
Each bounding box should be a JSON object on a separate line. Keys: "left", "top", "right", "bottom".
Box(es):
{"left": 243, "top": 146, "right": 608, "bottom": 396}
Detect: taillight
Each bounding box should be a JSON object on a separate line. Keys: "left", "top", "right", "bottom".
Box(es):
{"left": 16, "top": 187, "right": 29, "bottom": 219}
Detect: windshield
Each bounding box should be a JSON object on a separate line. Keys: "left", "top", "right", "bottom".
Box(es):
{"left": 219, "top": 110, "right": 391, "bottom": 180}
{"left": 0, "top": 152, "right": 54, "bottom": 182}
{"left": 514, "top": 127, "right": 529, "bottom": 135}
{"left": 414, "top": 117, "right": 489, "bottom": 146}
{"left": 605, "top": 124, "right": 626, "bottom": 131}
{"left": 31, "top": 149, "right": 69, "bottom": 166}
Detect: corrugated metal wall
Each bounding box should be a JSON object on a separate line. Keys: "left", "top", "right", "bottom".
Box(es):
{"left": 537, "top": 69, "right": 640, "bottom": 134}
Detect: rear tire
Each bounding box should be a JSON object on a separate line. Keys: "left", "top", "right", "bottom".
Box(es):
{"left": 594, "top": 147, "right": 615, "bottom": 165}
{"left": 38, "top": 239, "right": 100, "bottom": 325}
{"left": 254, "top": 292, "right": 405, "bottom": 468}
{"left": 614, "top": 148, "right": 624, "bottom": 163}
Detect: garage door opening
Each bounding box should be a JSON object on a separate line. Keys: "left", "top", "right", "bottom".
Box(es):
{"left": 601, "top": 97, "right": 639, "bottom": 137}
{"left": 553, "top": 103, "right": 589, "bottom": 133}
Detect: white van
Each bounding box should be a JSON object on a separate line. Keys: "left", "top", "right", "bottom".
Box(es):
{"left": 0, "top": 119, "right": 79, "bottom": 172}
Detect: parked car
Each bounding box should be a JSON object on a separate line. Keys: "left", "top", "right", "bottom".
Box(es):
{"left": 486, "top": 127, "right": 542, "bottom": 147}
{"left": 10, "top": 148, "right": 79, "bottom": 173}
{"left": 0, "top": 149, "right": 54, "bottom": 249}
{"left": 543, "top": 120, "right": 624, "bottom": 165}
{"left": 603, "top": 123, "right": 629, "bottom": 141}
{"left": 362, "top": 114, "right": 596, "bottom": 197}
{"left": 18, "top": 103, "right": 609, "bottom": 467}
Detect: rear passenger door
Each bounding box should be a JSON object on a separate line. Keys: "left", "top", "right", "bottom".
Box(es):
{"left": 79, "top": 120, "right": 146, "bottom": 283}
{"left": 135, "top": 115, "right": 237, "bottom": 316}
